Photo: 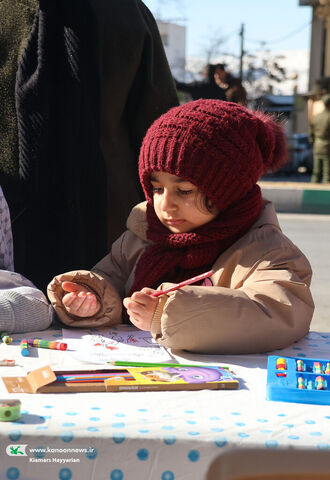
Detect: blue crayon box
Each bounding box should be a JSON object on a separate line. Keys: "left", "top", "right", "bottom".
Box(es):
{"left": 266, "top": 355, "right": 330, "bottom": 405}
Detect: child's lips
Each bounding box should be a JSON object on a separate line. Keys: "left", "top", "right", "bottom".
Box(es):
{"left": 165, "top": 218, "right": 185, "bottom": 226}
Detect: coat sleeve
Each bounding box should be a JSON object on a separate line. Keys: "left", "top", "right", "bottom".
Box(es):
{"left": 47, "top": 270, "right": 122, "bottom": 328}
{"left": 150, "top": 246, "right": 314, "bottom": 354}
{"left": 0, "top": 270, "right": 54, "bottom": 333}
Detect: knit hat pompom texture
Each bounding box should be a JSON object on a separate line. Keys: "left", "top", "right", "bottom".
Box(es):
{"left": 139, "top": 99, "right": 287, "bottom": 211}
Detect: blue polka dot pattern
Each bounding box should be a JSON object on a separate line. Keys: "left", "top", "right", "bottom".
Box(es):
{"left": 265, "top": 440, "right": 278, "bottom": 449}
{"left": 214, "top": 437, "right": 227, "bottom": 448}
{"left": 237, "top": 433, "right": 250, "bottom": 438}
{"left": 115, "top": 413, "right": 125, "bottom": 417}
{"left": 161, "top": 471, "right": 175, "bottom": 480}
{"left": 33, "top": 446, "right": 46, "bottom": 458}
{"left": 8, "top": 430, "right": 21, "bottom": 442}
{"left": 87, "top": 427, "right": 99, "bottom": 432}
{"left": 85, "top": 447, "right": 98, "bottom": 459}
{"left": 89, "top": 417, "right": 100, "bottom": 422}
{"left": 6, "top": 467, "right": 20, "bottom": 480}
{"left": 211, "top": 428, "right": 224, "bottom": 432}
{"left": 162, "top": 425, "right": 174, "bottom": 430}
{"left": 138, "top": 429, "right": 150, "bottom": 434}
{"left": 110, "top": 470, "right": 124, "bottom": 480}
{"left": 112, "top": 422, "right": 125, "bottom": 429}
{"left": 187, "top": 431, "right": 200, "bottom": 436}
{"left": 62, "top": 423, "right": 76, "bottom": 428}
{"left": 61, "top": 431, "right": 74, "bottom": 442}
{"left": 317, "top": 443, "right": 330, "bottom": 449}
{"left": 137, "top": 448, "right": 149, "bottom": 461}
{"left": 163, "top": 435, "right": 176, "bottom": 445}
{"left": 188, "top": 450, "right": 200, "bottom": 462}
{"left": 65, "top": 412, "right": 78, "bottom": 416}
{"left": 58, "top": 468, "right": 72, "bottom": 480}
{"left": 112, "top": 432, "right": 125, "bottom": 444}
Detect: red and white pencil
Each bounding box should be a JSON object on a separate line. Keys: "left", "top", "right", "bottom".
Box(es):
{"left": 152, "top": 270, "right": 214, "bottom": 298}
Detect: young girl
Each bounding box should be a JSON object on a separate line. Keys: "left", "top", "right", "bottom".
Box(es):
{"left": 48, "top": 100, "right": 314, "bottom": 354}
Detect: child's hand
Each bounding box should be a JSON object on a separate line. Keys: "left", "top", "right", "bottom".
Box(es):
{"left": 61, "top": 281, "right": 100, "bottom": 317}
{"left": 123, "top": 288, "right": 158, "bottom": 331}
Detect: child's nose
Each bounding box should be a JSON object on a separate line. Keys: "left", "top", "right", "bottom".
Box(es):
{"left": 161, "top": 191, "right": 176, "bottom": 211}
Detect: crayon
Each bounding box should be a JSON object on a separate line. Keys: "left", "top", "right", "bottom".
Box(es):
{"left": 0, "top": 332, "right": 12, "bottom": 345}
{"left": 20, "top": 339, "right": 29, "bottom": 357}
{"left": 108, "top": 360, "right": 229, "bottom": 369}
{"left": 0, "top": 359, "right": 15, "bottom": 366}
{"left": 27, "top": 339, "right": 67, "bottom": 350}
{"left": 325, "top": 362, "right": 330, "bottom": 375}
{"left": 152, "top": 270, "right": 214, "bottom": 298}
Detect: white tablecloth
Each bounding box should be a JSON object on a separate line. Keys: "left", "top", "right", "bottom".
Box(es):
{"left": 1, "top": 329, "right": 330, "bottom": 480}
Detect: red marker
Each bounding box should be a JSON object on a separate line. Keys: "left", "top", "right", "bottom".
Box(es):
{"left": 152, "top": 270, "right": 214, "bottom": 298}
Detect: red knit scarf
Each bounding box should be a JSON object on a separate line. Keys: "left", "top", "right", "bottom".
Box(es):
{"left": 129, "top": 184, "right": 263, "bottom": 295}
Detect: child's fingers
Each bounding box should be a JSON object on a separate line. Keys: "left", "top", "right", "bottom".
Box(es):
{"left": 62, "top": 281, "right": 88, "bottom": 294}
{"left": 75, "top": 293, "right": 98, "bottom": 317}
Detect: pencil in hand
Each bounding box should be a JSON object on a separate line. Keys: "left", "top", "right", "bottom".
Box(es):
{"left": 152, "top": 269, "right": 214, "bottom": 298}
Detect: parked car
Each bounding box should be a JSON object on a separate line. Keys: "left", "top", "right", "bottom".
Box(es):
{"left": 286, "top": 133, "right": 313, "bottom": 174}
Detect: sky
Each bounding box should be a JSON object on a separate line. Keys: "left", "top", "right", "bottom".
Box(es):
{"left": 143, "top": 0, "right": 313, "bottom": 59}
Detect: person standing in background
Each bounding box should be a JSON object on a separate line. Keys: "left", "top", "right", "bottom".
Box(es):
{"left": 309, "top": 94, "right": 330, "bottom": 183}
{"left": 0, "top": 0, "right": 178, "bottom": 292}
{"left": 175, "top": 64, "right": 227, "bottom": 101}
{"left": 214, "top": 63, "right": 247, "bottom": 106}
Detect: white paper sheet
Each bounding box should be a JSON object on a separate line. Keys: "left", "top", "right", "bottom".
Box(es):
{"left": 62, "top": 325, "right": 173, "bottom": 364}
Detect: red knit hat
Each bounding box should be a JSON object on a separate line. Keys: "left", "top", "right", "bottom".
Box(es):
{"left": 139, "top": 99, "right": 286, "bottom": 211}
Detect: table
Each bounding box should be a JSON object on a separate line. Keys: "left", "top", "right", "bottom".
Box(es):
{"left": 1, "top": 328, "right": 330, "bottom": 480}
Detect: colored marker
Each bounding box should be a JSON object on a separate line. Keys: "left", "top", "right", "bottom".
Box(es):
{"left": 20, "top": 339, "right": 30, "bottom": 357}
{"left": 108, "top": 360, "right": 229, "bottom": 370}
{"left": 315, "top": 375, "right": 325, "bottom": 390}
{"left": 297, "top": 376, "right": 305, "bottom": 389}
{"left": 325, "top": 362, "right": 330, "bottom": 375}
{"left": 0, "top": 359, "right": 15, "bottom": 367}
{"left": 313, "top": 361, "right": 323, "bottom": 374}
{"left": 152, "top": 270, "right": 214, "bottom": 298}
{"left": 276, "top": 357, "right": 286, "bottom": 370}
{"left": 0, "top": 332, "right": 12, "bottom": 345}
{"left": 27, "top": 339, "right": 67, "bottom": 350}
{"left": 296, "top": 359, "right": 304, "bottom": 372}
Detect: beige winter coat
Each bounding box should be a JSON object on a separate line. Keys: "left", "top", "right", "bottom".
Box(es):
{"left": 48, "top": 200, "right": 314, "bottom": 354}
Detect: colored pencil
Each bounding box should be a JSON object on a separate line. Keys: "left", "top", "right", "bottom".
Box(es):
{"left": 151, "top": 270, "right": 214, "bottom": 297}
{"left": 107, "top": 361, "right": 228, "bottom": 370}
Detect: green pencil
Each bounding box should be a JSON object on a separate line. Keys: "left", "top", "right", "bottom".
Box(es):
{"left": 107, "top": 360, "right": 229, "bottom": 369}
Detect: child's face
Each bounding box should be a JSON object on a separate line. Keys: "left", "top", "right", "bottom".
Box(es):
{"left": 150, "top": 171, "right": 218, "bottom": 233}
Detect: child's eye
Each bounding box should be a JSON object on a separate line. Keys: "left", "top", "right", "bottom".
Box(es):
{"left": 178, "top": 189, "right": 193, "bottom": 196}
{"left": 152, "top": 186, "right": 163, "bottom": 193}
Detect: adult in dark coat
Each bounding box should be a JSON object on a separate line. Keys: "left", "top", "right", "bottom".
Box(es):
{"left": 215, "top": 63, "right": 247, "bottom": 106}
{"left": 175, "top": 64, "right": 227, "bottom": 101}
{"left": 0, "top": 0, "right": 178, "bottom": 291}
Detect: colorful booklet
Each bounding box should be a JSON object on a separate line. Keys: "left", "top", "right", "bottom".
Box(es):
{"left": 2, "top": 365, "right": 239, "bottom": 393}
